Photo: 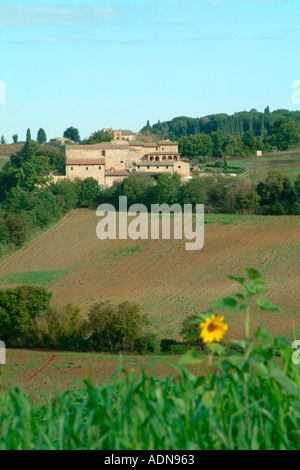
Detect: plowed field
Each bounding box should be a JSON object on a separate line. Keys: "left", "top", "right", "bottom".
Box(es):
{"left": 0, "top": 211, "right": 299, "bottom": 341}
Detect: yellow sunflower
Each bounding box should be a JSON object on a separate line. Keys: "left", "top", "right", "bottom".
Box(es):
{"left": 199, "top": 315, "right": 228, "bottom": 343}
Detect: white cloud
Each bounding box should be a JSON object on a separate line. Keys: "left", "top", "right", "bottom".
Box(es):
{"left": 0, "top": 5, "right": 116, "bottom": 28}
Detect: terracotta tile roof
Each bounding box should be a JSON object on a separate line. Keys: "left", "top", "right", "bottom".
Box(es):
{"left": 66, "top": 159, "right": 105, "bottom": 165}
{"left": 66, "top": 143, "right": 129, "bottom": 150}
{"left": 121, "top": 130, "right": 136, "bottom": 135}
{"left": 106, "top": 170, "right": 129, "bottom": 176}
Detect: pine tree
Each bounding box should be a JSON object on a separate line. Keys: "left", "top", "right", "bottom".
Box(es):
{"left": 37, "top": 128, "right": 47, "bottom": 144}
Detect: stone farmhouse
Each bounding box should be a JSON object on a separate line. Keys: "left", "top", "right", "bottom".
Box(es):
{"left": 64, "top": 132, "right": 190, "bottom": 188}
{"left": 102, "top": 128, "right": 137, "bottom": 142}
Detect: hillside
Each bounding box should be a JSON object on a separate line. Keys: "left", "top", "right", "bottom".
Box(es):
{"left": 141, "top": 109, "right": 300, "bottom": 140}
{"left": 0, "top": 210, "right": 299, "bottom": 340}
{"left": 229, "top": 148, "right": 300, "bottom": 183}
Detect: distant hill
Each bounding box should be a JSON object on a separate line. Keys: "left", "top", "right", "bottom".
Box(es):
{"left": 0, "top": 143, "right": 24, "bottom": 157}
{"left": 140, "top": 109, "right": 300, "bottom": 141}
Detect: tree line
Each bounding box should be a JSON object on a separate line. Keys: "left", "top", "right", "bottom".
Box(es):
{"left": 0, "top": 284, "right": 201, "bottom": 354}
{"left": 141, "top": 107, "right": 300, "bottom": 140}
{"left": 99, "top": 172, "right": 300, "bottom": 216}
{"left": 178, "top": 116, "right": 300, "bottom": 160}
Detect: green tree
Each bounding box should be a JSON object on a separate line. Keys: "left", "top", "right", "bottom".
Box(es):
{"left": 151, "top": 173, "right": 181, "bottom": 205}
{"left": 235, "top": 181, "right": 261, "bottom": 213}
{"left": 50, "top": 179, "right": 80, "bottom": 214}
{"left": 179, "top": 134, "right": 213, "bottom": 158}
{"left": 17, "top": 155, "right": 51, "bottom": 191}
{"left": 257, "top": 171, "right": 294, "bottom": 214}
{"left": 1, "top": 136, "right": 6, "bottom": 144}
{"left": 63, "top": 127, "right": 80, "bottom": 143}
{"left": 37, "top": 128, "right": 47, "bottom": 144}
{"left": 0, "top": 285, "right": 52, "bottom": 347}
{"left": 82, "top": 129, "right": 113, "bottom": 145}
{"left": 26, "top": 129, "right": 31, "bottom": 143}
{"left": 86, "top": 301, "right": 150, "bottom": 352}
{"left": 5, "top": 213, "right": 29, "bottom": 246}
{"left": 78, "top": 177, "right": 99, "bottom": 206}
{"left": 12, "top": 134, "right": 18, "bottom": 143}
{"left": 268, "top": 117, "right": 300, "bottom": 151}
{"left": 179, "top": 176, "right": 209, "bottom": 210}
{"left": 180, "top": 314, "right": 205, "bottom": 351}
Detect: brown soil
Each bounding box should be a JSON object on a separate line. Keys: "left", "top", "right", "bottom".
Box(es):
{"left": 0, "top": 211, "right": 299, "bottom": 342}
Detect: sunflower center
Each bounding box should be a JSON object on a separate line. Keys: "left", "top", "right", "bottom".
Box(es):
{"left": 207, "top": 323, "right": 217, "bottom": 332}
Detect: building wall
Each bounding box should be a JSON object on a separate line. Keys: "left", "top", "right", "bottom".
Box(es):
{"left": 66, "top": 164, "right": 105, "bottom": 185}
{"left": 105, "top": 175, "right": 128, "bottom": 187}
{"left": 135, "top": 165, "right": 175, "bottom": 174}
{"left": 174, "top": 161, "right": 190, "bottom": 179}
{"left": 64, "top": 141, "right": 187, "bottom": 185}
{"left": 105, "top": 148, "right": 139, "bottom": 170}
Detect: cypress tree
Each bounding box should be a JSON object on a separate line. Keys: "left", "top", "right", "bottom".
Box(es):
{"left": 26, "top": 129, "right": 31, "bottom": 143}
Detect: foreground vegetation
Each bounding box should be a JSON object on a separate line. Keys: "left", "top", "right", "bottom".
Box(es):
{"left": 0, "top": 270, "right": 299, "bottom": 450}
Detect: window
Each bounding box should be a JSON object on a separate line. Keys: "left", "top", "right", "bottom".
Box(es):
{"left": 138, "top": 166, "right": 140, "bottom": 169}
{"left": 71, "top": 167, "right": 73, "bottom": 171}
{"left": 147, "top": 166, "right": 150, "bottom": 169}
{"left": 86, "top": 167, "right": 88, "bottom": 171}
{"left": 102, "top": 151, "right": 106, "bottom": 156}
{"left": 99, "top": 166, "right": 101, "bottom": 170}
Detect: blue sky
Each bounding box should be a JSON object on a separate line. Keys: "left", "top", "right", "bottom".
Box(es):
{"left": 0, "top": 0, "right": 300, "bottom": 141}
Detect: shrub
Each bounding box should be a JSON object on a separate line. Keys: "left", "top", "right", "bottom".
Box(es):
{"left": 134, "top": 333, "right": 157, "bottom": 354}
{"left": 160, "top": 338, "right": 180, "bottom": 353}
{"left": 35, "top": 302, "right": 85, "bottom": 350}
{"left": 5, "top": 213, "right": 29, "bottom": 246}
{"left": 0, "top": 285, "right": 52, "bottom": 347}
{"left": 78, "top": 177, "right": 99, "bottom": 206}
{"left": 180, "top": 314, "right": 205, "bottom": 351}
{"left": 169, "top": 343, "right": 189, "bottom": 355}
{"left": 86, "top": 301, "right": 151, "bottom": 352}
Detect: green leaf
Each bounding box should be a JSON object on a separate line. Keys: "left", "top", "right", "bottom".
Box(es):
{"left": 255, "top": 328, "right": 273, "bottom": 348}
{"left": 206, "top": 343, "right": 226, "bottom": 356}
{"left": 189, "top": 318, "right": 203, "bottom": 325}
{"left": 246, "top": 268, "right": 261, "bottom": 280}
{"left": 229, "top": 275, "right": 245, "bottom": 285}
{"left": 178, "top": 350, "right": 203, "bottom": 365}
{"left": 269, "top": 369, "right": 298, "bottom": 396}
{"left": 256, "top": 298, "right": 283, "bottom": 312}
{"left": 230, "top": 340, "right": 247, "bottom": 352}
{"left": 235, "top": 293, "right": 245, "bottom": 300}
{"left": 212, "top": 297, "right": 238, "bottom": 311}
{"left": 193, "top": 376, "right": 206, "bottom": 389}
